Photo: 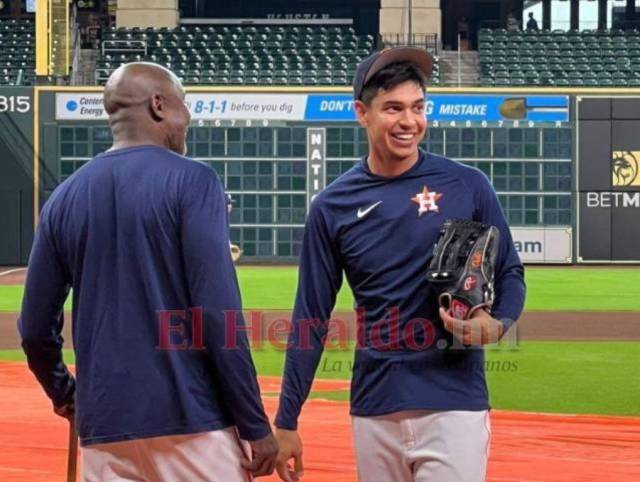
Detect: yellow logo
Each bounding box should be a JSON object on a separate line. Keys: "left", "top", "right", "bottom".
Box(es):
{"left": 612, "top": 151, "right": 640, "bottom": 187}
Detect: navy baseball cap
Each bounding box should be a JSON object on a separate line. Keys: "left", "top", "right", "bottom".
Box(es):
{"left": 352, "top": 47, "right": 434, "bottom": 101}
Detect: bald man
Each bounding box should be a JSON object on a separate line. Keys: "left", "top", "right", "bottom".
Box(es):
{"left": 18, "top": 63, "right": 277, "bottom": 481}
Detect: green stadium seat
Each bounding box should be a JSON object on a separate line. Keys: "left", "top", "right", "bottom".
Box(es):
{"left": 604, "top": 62, "right": 619, "bottom": 72}
{"left": 581, "top": 70, "right": 597, "bottom": 80}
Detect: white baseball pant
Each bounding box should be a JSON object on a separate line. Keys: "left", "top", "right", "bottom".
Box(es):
{"left": 82, "top": 428, "right": 252, "bottom": 481}
{"left": 352, "top": 409, "right": 491, "bottom": 482}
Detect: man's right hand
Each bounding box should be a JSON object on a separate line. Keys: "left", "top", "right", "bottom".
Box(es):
{"left": 53, "top": 399, "right": 75, "bottom": 422}
{"left": 241, "top": 432, "right": 279, "bottom": 477}
{"left": 275, "top": 428, "right": 304, "bottom": 481}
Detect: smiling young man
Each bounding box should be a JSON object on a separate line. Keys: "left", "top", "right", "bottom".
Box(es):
{"left": 273, "top": 47, "right": 526, "bottom": 482}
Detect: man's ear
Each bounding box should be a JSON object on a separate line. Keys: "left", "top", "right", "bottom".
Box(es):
{"left": 149, "top": 94, "right": 166, "bottom": 121}
{"left": 354, "top": 100, "right": 368, "bottom": 128}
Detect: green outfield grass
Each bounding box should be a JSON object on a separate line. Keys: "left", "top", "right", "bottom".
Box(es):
{"left": 2, "top": 267, "right": 640, "bottom": 312}
{"left": 238, "top": 266, "right": 640, "bottom": 311}
{"left": 2, "top": 341, "right": 639, "bottom": 417}
{"left": 0, "top": 285, "right": 29, "bottom": 312}
{"left": 4, "top": 267, "right": 638, "bottom": 417}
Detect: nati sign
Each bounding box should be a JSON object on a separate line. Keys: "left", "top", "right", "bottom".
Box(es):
{"left": 307, "top": 128, "right": 326, "bottom": 206}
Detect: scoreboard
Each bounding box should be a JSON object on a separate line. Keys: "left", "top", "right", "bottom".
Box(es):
{"left": 40, "top": 89, "right": 574, "bottom": 263}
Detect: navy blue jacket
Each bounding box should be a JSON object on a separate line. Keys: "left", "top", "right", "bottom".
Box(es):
{"left": 18, "top": 145, "right": 270, "bottom": 446}
{"left": 276, "top": 150, "right": 526, "bottom": 429}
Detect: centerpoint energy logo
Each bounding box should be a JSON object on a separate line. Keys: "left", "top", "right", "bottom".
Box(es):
{"left": 57, "top": 93, "right": 106, "bottom": 119}
{"left": 612, "top": 151, "right": 640, "bottom": 187}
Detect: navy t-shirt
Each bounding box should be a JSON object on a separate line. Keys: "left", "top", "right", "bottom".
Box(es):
{"left": 19, "top": 145, "right": 270, "bottom": 446}
{"left": 276, "top": 150, "right": 526, "bottom": 429}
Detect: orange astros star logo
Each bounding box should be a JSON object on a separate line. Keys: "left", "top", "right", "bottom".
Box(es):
{"left": 411, "top": 186, "right": 443, "bottom": 216}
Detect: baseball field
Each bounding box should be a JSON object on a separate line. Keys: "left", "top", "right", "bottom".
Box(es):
{"left": 0, "top": 266, "right": 639, "bottom": 481}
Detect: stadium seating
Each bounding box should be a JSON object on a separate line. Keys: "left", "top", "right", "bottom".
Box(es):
{"left": 95, "top": 24, "right": 440, "bottom": 87}
{"left": 0, "top": 19, "right": 35, "bottom": 86}
{"left": 0, "top": 18, "right": 440, "bottom": 87}
{"left": 479, "top": 27, "right": 640, "bottom": 87}
{"left": 95, "top": 25, "right": 374, "bottom": 86}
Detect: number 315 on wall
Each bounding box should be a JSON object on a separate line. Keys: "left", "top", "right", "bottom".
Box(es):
{"left": 0, "top": 96, "right": 31, "bottom": 113}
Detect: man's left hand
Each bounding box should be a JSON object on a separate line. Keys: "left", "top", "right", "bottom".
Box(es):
{"left": 440, "top": 307, "right": 504, "bottom": 346}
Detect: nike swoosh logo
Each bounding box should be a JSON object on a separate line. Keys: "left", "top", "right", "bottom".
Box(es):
{"left": 357, "top": 201, "right": 383, "bottom": 219}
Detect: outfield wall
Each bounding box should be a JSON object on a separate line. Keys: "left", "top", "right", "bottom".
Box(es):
{"left": 2, "top": 86, "right": 640, "bottom": 264}
{"left": 0, "top": 88, "right": 34, "bottom": 265}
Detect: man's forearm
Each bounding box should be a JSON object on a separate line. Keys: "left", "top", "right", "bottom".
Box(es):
{"left": 275, "top": 339, "right": 326, "bottom": 430}
{"left": 22, "top": 336, "right": 75, "bottom": 407}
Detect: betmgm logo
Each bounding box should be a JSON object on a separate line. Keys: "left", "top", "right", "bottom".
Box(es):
{"left": 587, "top": 151, "right": 640, "bottom": 208}
{"left": 612, "top": 151, "right": 640, "bottom": 187}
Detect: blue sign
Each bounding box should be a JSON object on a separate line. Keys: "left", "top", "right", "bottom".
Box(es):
{"left": 304, "top": 94, "right": 569, "bottom": 123}
{"left": 429, "top": 95, "right": 568, "bottom": 123}
{"left": 305, "top": 95, "right": 356, "bottom": 121}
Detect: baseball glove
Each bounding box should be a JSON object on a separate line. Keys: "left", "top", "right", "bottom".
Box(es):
{"left": 426, "top": 218, "right": 500, "bottom": 320}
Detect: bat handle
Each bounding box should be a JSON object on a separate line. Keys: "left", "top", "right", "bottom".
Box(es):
{"left": 67, "top": 419, "right": 78, "bottom": 482}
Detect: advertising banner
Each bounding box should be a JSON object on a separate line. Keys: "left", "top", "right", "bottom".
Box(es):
{"left": 56, "top": 92, "right": 570, "bottom": 126}
{"left": 577, "top": 96, "right": 640, "bottom": 262}
{"left": 510, "top": 227, "right": 572, "bottom": 263}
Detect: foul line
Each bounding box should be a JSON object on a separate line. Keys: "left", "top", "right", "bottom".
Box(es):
{"left": 0, "top": 268, "right": 27, "bottom": 277}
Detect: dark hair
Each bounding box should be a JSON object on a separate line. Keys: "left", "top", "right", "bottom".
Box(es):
{"left": 359, "top": 61, "right": 427, "bottom": 105}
